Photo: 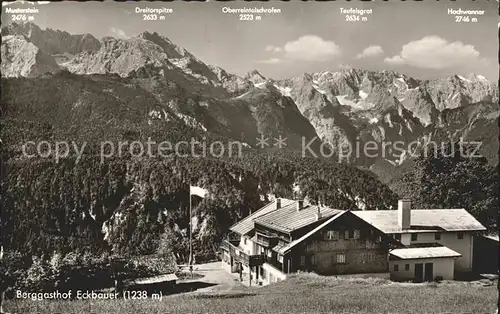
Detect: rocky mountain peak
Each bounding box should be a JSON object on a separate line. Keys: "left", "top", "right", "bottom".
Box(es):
{"left": 136, "top": 31, "right": 187, "bottom": 59}
{"left": 244, "top": 70, "right": 266, "bottom": 85}
{"left": 1, "top": 23, "right": 497, "bottom": 174}
{"left": 2, "top": 22, "right": 40, "bottom": 36}
{"left": 2, "top": 22, "right": 101, "bottom": 55}
{"left": 297, "top": 72, "right": 314, "bottom": 82}
{"left": 63, "top": 36, "right": 172, "bottom": 77}
{"left": 1, "top": 35, "right": 60, "bottom": 77}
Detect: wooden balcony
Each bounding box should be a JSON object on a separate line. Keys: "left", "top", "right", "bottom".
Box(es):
{"left": 221, "top": 239, "right": 266, "bottom": 267}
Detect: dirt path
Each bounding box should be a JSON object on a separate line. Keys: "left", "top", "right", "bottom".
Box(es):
{"left": 175, "top": 262, "right": 246, "bottom": 295}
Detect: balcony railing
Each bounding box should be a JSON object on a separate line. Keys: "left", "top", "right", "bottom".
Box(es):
{"left": 255, "top": 232, "right": 279, "bottom": 248}
{"left": 221, "top": 239, "right": 265, "bottom": 267}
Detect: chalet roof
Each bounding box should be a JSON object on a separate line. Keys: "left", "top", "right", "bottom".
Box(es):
{"left": 229, "top": 198, "right": 295, "bottom": 235}
{"left": 123, "top": 273, "right": 178, "bottom": 286}
{"left": 254, "top": 201, "right": 341, "bottom": 234}
{"left": 275, "top": 211, "right": 346, "bottom": 255}
{"left": 271, "top": 242, "right": 288, "bottom": 253}
{"left": 482, "top": 234, "right": 499, "bottom": 242}
{"left": 353, "top": 209, "right": 486, "bottom": 234}
{"left": 389, "top": 247, "right": 461, "bottom": 260}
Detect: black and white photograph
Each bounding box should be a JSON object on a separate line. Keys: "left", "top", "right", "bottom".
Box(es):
{"left": 0, "top": 0, "right": 498, "bottom": 313}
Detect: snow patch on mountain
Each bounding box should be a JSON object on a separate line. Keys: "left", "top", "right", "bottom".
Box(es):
{"left": 176, "top": 112, "right": 207, "bottom": 132}
{"left": 384, "top": 114, "right": 393, "bottom": 127}
{"left": 336, "top": 95, "right": 362, "bottom": 110}
{"left": 254, "top": 82, "right": 267, "bottom": 89}
{"left": 235, "top": 90, "right": 251, "bottom": 99}
{"left": 274, "top": 85, "right": 292, "bottom": 97}
{"left": 458, "top": 75, "right": 471, "bottom": 83}
{"left": 359, "top": 90, "right": 368, "bottom": 100}
{"left": 313, "top": 84, "right": 327, "bottom": 95}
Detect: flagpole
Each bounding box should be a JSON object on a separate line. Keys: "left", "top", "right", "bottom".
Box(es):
{"left": 189, "top": 190, "right": 193, "bottom": 278}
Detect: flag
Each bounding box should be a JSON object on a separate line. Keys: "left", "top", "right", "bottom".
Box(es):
{"left": 190, "top": 185, "right": 208, "bottom": 198}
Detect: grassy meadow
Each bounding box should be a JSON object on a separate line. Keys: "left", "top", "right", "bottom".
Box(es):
{"left": 4, "top": 274, "right": 496, "bottom": 314}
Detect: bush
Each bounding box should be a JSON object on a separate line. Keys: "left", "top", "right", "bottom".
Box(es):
{"left": 21, "top": 256, "right": 58, "bottom": 292}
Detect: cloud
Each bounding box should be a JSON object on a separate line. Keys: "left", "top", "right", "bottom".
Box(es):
{"left": 356, "top": 45, "right": 384, "bottom": 59}
{"left": 384, "top": 36, "right": 484, "bottom": 69}
{"left": 261, "top": 35, "right": 341, "bottom": 63}
{"left": 283, "top": 35, "right": 341, "bottom": 62}
{"left": 384, "top": 55, "right": 405, "bottom": 65}
{"left": 110, "top": 27, "right": 128, "bottom": 39}
{"left": 255, "top": 58, "right": 283, "bottom": 64}
{"left": 338, "top": 63, "right": 353, "bottom": 69}
{"left": 265, "top": 45, "right": 282, "bottom": 53}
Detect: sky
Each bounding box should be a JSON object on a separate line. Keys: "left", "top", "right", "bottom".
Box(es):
{"left": 2, "top": 0, "right": 498, "bottom": 81}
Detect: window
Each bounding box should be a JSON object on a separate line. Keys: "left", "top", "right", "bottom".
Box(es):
{"left": 434, "top": 233, "right": 441, "bottom": 240}
{"left": 353, "top": 230, "right": 360, "bottom": 239}
{"left": 344, "top": 230, "right": 350, "bottom": 240}
{"left": 362, "top": 252, "right": 372, "bottom": 264}
{"left": 244, "top": 238, "right": 247, "bottom": 245}
{"left": 411, "top": 233, "right": 418, "bottom": 241}
{"left": 325, "top": 230, "right": 332, "bottom": 240}
{"left": 395, "top": 234, "right": 402, "bottom": 241}
{"left": 311, "top": 255, "right": 317, "bottom": 265}
{"left": 457, "top": 232, "right": 464, "bottom": 240}
{"left": 376, "top": 235, "right": 382, "bottom": 243}
{"left": 336, "top": 253, "right": 346, "bottom": 264}
{"left": 278, "top": 254, "right": 283, "bottom": 263}
{"left": 325, "top": 230, "right": 338, "bottom": 240}
{"left": 394, "top": 264, "right": 399, "bottom": 272}
{"left": 300, "top": 255, "right": 305, "bottom": 266}
{"left": 405, "top": 264, "right": 410, "bottom": 271}
{"left": 348, "top": 230, "right": 354, "bottom": 239}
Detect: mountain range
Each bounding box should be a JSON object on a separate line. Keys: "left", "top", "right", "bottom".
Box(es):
{"left": 2, "top": 22, "right": 498, "bottom": 182}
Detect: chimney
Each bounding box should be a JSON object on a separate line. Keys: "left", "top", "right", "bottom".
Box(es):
{"left": 296, "top": 200, "right": 304, "bottom": 211}
{"left": 315, "top": 204, "right": 322, "bottom": 221}
{"left": 276, "top": 198, "right": 281, "bottom": 209}
{"left": 398, "top": 199, "right": 411, "bottom": 229}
